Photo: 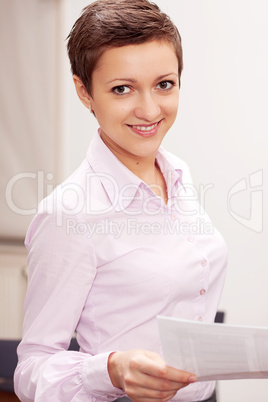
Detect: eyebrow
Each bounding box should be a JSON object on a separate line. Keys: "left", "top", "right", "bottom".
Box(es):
{"left": 106, "top": 73, "right": 178, "bottom": 85}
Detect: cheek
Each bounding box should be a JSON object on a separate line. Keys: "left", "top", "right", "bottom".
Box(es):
{"left": 163, "top": 97, "right": 179, "bottom": 119}
{"left": 92, "top": 97, "right": 115, "bottom": 123}
{"left": 161, "top": 89, "right": 179, "bottom": 106}
{"left": 110, "top": 100, "right": 136, "bottom": 121}
{"left": 94, "top": 101, "right": 130, "bottom": 130}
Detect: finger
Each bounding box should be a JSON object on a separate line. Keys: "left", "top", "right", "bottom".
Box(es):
{"left": 165, "top": 365, "right": 197, "bottom": 384}
{"left": 128, "top": 369, "right": 190, "bottom": 393}
{"left": 137, "top": 353, "right": 197, "bottom": 384}
{"left": 124, "top": 364, "right": 190, "bottom": 399}
{"left": 133, "top": 398, "right": 175, "bottom": 402}
{"left": 126, "top": 383, "right": 178, "bottom": 401}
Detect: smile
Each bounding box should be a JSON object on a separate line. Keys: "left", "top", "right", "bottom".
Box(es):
{"left": 130, "top": 122, "right": 158, "bottom": 131}
{"left": 127, "top": 120, "right": 162, "bottom": 137}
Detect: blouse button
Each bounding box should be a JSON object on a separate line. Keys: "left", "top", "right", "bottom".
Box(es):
{"left": 201, "top": 259, "right": 207, "bottom": 267}
{"left": 200, "top": 289, "right": 206, "bottom": 296}
{"left": 198, "top": 316, "right": 203, "bottom": 322}
{"left": 187, "top": 235, "right": 194, "bottom": 242}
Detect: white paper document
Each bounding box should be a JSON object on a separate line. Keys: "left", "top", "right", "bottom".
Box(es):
{"left": 157, "top": 316, "right": 268, "bottom": 381}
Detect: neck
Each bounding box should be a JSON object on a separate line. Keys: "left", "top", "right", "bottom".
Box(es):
{"left": 100, "top": 131, "right": 157, "bottom": 180}
{"left": 100, "top": 132, "right": 168, "bottom": 203}
{"left": 122, "top": 156, "right": 168, "bottom": 204}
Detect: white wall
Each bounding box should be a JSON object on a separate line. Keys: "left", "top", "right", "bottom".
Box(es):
{"left": 61, "top": 1, "right": 268, "bottom": 401}
{"left": 0, "top": 0, "right": 62, "bottom": 240}
{"left": 164, "top": 2, "right": 268, "bottom": 400}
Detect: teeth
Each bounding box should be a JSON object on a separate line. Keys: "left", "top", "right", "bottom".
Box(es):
{"left": 133, "top": 123, "right": 158, "bottom": 131}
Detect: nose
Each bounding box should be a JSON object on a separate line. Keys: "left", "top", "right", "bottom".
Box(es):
{"left": 134, "top": 92, "right": 161, "bottom": 122}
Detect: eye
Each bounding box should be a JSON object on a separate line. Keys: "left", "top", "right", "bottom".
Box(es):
{"left": 112, "top": 85, "right": 131, "bottom": 95}
{"left": 157, "top": 80, "right": 175, "bottom": 90}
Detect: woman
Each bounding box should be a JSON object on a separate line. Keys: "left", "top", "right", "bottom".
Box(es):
{"left": 14, "top": 1, "right": 227, "bottom": 401}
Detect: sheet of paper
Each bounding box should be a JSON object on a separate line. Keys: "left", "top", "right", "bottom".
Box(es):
{"left": 157, "top": 316, "right": 268, "bottom": 381}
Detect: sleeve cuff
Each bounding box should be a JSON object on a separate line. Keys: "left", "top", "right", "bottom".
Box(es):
{"left": 81, "top": 351, "right": 125, "bottom": 401}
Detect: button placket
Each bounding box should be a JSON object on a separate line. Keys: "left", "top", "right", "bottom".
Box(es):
{"left": 199, "top": 259, "right": 208, "bottom": 296}
{"left": 197, "top": 255, "right": 209, "bottom": 322}
{"left": 187, "top": 234, "right": 195, "bottom": 243}
{"left": 186, "top": 234, "right": 208, "bottom": 322}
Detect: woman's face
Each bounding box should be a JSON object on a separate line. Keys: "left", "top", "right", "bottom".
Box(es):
{"left": 90, "top": 40, "right": 179, "bottom": 164}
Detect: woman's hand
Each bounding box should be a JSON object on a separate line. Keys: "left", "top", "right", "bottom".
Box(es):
{"left": 108, "top": 349, "right": 197, "bottom": 401}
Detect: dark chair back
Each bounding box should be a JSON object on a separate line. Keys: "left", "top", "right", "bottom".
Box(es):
{"left": 215, "top": 311, "right": 225, "bottom": 323}
{"left": 0, "top": 340, "right": 20, "bottom": 392}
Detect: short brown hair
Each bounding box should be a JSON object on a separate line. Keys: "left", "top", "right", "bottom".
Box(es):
{"left": 67, "top": 0, "right": 183, "bottom": 96}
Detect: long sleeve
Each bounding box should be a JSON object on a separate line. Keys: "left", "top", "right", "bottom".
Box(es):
{"left": 14, "top": 134, "right": 227, "bottom": 402}
{"left": 14, "top": 201, "right": 123, "bottom": 401}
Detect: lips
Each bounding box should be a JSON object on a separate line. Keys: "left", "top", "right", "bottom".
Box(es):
{"left": 127, "top": 120, "right": 162, "bottom": 137}
{"left": 131, "top": 122, "right": 158, "bottom": 131}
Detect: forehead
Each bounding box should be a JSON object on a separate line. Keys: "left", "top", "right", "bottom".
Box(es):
{"left": 93, "top": 40, "right": 178, "bottom": 82}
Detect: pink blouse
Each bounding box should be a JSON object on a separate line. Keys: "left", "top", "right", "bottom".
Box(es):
{"left": 15, "top": 131, "right": 227, "bottom": 401}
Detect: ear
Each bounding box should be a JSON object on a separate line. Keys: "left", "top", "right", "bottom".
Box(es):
{"left": 73, "top": 75, "right": 91, "bottom": 109}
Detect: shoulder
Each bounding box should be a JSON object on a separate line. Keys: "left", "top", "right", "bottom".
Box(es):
{"left": 25, "top": 156, "right": 113, "bottom": 247}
